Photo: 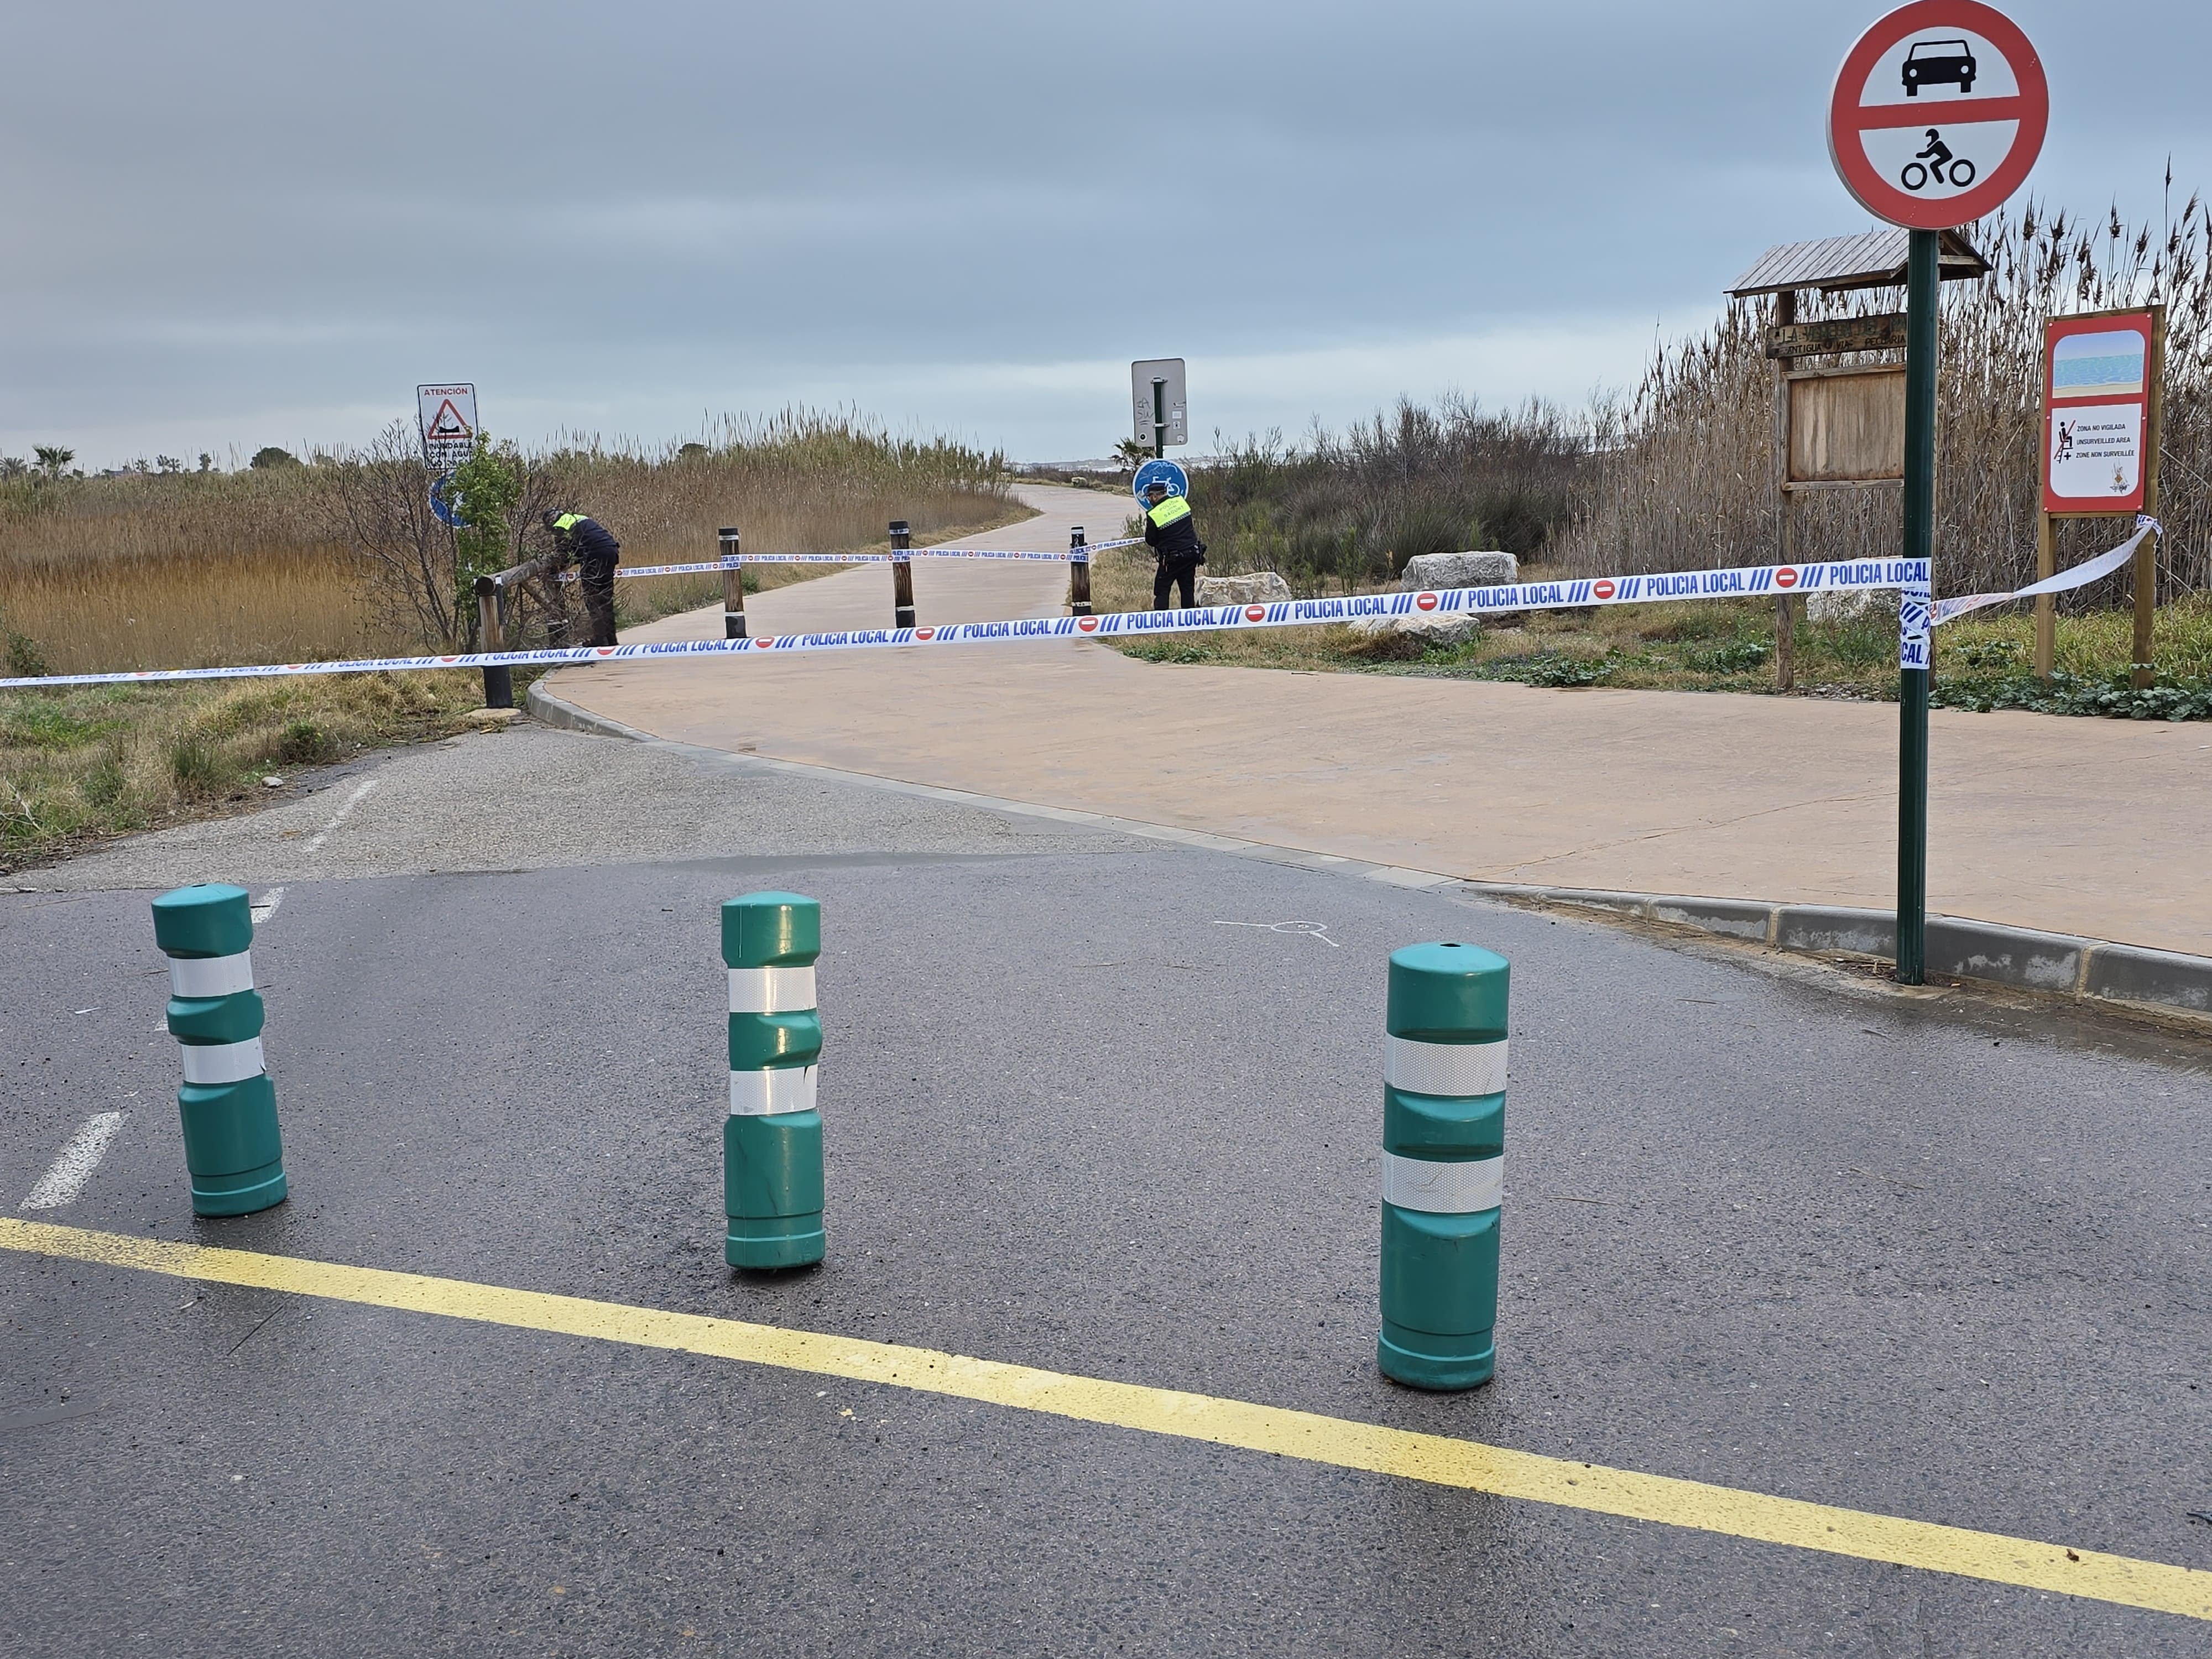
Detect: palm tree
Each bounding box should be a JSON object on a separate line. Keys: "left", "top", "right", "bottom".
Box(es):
{"left": 33, "top": 445, "right": 74, "bottom": 478}
{"left": 1112, "top": 437, "right": 1152, "bottom": 473}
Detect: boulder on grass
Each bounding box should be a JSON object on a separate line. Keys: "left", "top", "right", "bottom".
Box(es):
{"left": 1806, "top": 588, "right": 1901, "bottom": 625}
{"left": 1346, "top": 611, "right": 1480, "bottom": 655}
{"left": 1194, "top": 571, "right": 1294, "bottom": 604}
{"left": 1397, "top": 550, "right": 1517, "bottom": 591}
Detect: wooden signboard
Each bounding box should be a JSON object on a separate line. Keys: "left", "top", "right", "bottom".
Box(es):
{"left": 1787, "top": 365, "right": 1907, "bottom": 486}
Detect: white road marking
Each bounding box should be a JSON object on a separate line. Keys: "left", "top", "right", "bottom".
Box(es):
{"left": 249, "top": 886, "right": 284, "bottom": 926}
{"left": 1212, "top": 919, "right": 1342, "bottom": 948}
{"left": 302, "top": 779, "right": 378, "bottom": 853}
{"left": 21, "top": 1112, "right": 128, "bottom": 1211}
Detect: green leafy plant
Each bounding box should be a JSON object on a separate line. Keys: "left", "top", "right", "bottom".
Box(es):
{"left": 448, "top": 434, "right": 529, "bottom": 643}
{"left": 1684, "top": 639, "right": 1770, "bottom": 675}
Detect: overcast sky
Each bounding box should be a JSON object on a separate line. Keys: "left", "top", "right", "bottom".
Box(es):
{"left": 5, "top": 1, "right": 2208, "bottom": 469}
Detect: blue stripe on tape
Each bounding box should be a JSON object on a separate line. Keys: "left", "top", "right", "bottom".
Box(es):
{"left": 0, "top": 557, "right": 1932, "bottom": 690}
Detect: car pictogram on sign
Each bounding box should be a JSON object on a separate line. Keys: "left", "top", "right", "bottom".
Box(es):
{"left": 1828, "top": 2, "right": 2045, "bottom": 231}
{"left": 1902, "top": 38, "right": 1975, "bottom": 95}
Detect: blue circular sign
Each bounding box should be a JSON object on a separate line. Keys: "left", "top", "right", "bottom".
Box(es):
{"left": 1131, "top": 459, "right": 1189, "bottom": 505}
{"left": 429, "top": 471, "right": 463, "bottom": 528}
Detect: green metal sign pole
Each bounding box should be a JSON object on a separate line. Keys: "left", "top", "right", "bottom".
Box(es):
{"left": 1896, "top": 227, "right": 1937, "bottom": 986}
{"left": 1151, "top": 379, "right": 1167, "bottom": 460}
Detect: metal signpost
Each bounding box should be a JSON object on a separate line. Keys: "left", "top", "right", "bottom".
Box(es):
{"left": 416, "top": 383, "right": 478, "bottom": 470}
{"left": 1827, "top": 0, "right": 2046, "bottom": 984}
{"left": 1130, "top": 359, "right": 1187, "bottom": 458}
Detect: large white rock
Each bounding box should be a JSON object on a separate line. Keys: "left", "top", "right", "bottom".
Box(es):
{"left": 1806, "top": 587, "right": 1901, "bottom": 624}
{"left": 1347, "top": 611, "right": 1479, "bottom": 650}
{"left": 1398, "top": 550, "right": 1517, "bottom": 591}
{"left": 1194, "top": 571, "right": 1293, "bottom": 604}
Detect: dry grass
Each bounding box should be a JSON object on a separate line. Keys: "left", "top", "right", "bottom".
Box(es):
{"left": 0, "top": 410, "right": 1029, "bottom": 869}
{"left": 0, "top": 410, "right": 1022, "bottom": 675}
{"left": 1095, "top": 539, "right": 2212, "bottom": 711}
{"left": 1, "top": 670, "right": 479, "bottom": 871}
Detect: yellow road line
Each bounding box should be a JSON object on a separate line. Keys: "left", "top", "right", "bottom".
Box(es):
{"left": 4, "top": 1215, "right": 2207, "bottom": 1623}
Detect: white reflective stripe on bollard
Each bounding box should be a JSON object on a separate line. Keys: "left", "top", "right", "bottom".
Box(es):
{"left": 728, "top": 967, "right": 817, "bottom": 1015}
{"left": 168, "top": 951, "right": 254, "bottom": 999}
{"left": 178, "top": 1037, "right": 266, "bottom": 1086}
{"left": 1384, "top": 1036, "right": 1507, "bottom": 1097}
{"left": 729, "top": 1065, "right": 818, "bottom": 1117}
{"left": 1381, "top": 1152, "right": 1504, "bottom": 1214}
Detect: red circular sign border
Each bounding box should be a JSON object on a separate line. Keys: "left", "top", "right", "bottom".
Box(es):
{"left": 1827, "top": 0, "right": 2047, "bottom": 231}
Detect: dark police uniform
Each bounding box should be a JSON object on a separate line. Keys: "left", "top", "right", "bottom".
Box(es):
{"left": 552, "top": 513, "right": 620, "bottom": 646}
{"left": 1142, "top": 492, "right": 1206, "bottom": 610}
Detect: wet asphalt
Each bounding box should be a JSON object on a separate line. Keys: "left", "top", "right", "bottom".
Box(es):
{"left": 4, "top": 750, "right": 2212, "bottom": 1657}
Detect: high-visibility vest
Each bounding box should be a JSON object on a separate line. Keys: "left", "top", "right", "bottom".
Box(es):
{"left": 554, "top": 513, "right": 586, "bottom": 533}
{"left": 1146, "top": 495, "right": 1192, "bottom": 529}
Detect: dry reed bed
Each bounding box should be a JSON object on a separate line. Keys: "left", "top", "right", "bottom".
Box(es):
{"left": 1558, "top": 195, "right": 2212, "bottom": 600}
{"left": 0, "top": 411, "right": 1019, "bottom": 674}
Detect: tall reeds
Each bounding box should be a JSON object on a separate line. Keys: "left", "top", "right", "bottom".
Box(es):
{"left": 0, "top": 410, "right": 1016, "bottom": 674}
{"left": 1557, "top": 190, "right": 2212, "bottom": 599}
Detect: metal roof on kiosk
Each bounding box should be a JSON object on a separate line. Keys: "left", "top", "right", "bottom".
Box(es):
{"left": 1727, "top": 229, "right": 1989, "bottom": 297}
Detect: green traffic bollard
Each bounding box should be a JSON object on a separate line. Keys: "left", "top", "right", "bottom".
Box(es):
{"left": 152, "top": 883, "right": 286, "bottom": 1217}
{"left": 723, "top": 891, "right": 825, "bottom": 1269}
{"left": 1378, "top": 941, "right": 1507, "bottom": 1390}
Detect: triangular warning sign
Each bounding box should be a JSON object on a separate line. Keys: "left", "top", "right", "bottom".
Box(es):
{"left": 426, "top": 399, "right": 472, "bottom": 441}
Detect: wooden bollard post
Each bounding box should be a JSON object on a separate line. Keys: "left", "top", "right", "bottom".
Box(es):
{"left": 890, "top": 520, "right": 916, "bottom": 628}
{"left": 1069, "top": 526, "right": 1092, "bottom": 617}
{"left": 720, "top": 527, "right": 747, "bottom": 640}
{"left": 473, "top": 573, "right": 513, "bottom": 710}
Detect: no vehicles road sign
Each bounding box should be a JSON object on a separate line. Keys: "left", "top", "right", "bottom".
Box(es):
{"left": 417, "top": 383, "right": 478, "bottom": 468}
{"left": 1828, "top": 1, "right": 2046, "bottom": 230}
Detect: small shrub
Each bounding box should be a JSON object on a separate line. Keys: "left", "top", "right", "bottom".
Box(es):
{"left": 249, "top": 447, "right": 301, "bottom": 470}
{"left": 1817, "top": 618, "right": 1896, "bottom": 671}
{"left": 1953, "top": 637, "right": 2025, "bottom": 672}
{"left": 168, "top": 734, "right": 225, "bottom": 796}
{"left": 82, "top": 745, "right": 126, "bottom": 808}
{"left": 275, "top": 719, "right": 336, "bottom": 764}
{"left": 4, "top": 628, "right": 44, "bottom": 678}
{"left": 1685, "top": 639, "right": 1770, "bottom": 675}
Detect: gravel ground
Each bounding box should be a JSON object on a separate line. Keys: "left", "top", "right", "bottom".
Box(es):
{"left": 27, "top": 721, "right": 1146, "bottom": 891}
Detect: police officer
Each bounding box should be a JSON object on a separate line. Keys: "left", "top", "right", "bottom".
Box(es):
{"left": 544, "top": 510, "right": 620, "bottom": 646}
{"left": 1141, "top": 479, "right": 1206, "bottom": 610}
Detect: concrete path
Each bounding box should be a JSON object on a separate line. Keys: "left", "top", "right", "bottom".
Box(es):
{"left": 551, "top": 484, "right": 2212, "bottom": 956}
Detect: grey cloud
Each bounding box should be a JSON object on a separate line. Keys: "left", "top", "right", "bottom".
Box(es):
{"left": 4, "top": 0, "right": 2207, "bottom": 464}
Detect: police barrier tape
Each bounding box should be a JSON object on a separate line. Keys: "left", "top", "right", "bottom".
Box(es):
{"left": 601, "top": 538, "right": 1147, "bottom": 581}
{"left": 0, "top": 555, "right": 1931, "bottom": 691}
{"left": 1930, "top": 517, "right": 2159, "bottom": 626}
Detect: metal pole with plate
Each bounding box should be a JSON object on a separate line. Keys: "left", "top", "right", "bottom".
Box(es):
{"left": 1897, "top": 230, "right": 1938, "bottom": 984}
{"left": 1827, "top": 1, "right": 2047, "bottom": 986}
{"left": 1131, "top": 359, "right": 1187, "bottom": 465}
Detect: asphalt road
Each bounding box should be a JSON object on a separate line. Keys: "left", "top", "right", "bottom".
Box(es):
{"left": 5, "top": 733, "right": 2211, "bottom": 1656}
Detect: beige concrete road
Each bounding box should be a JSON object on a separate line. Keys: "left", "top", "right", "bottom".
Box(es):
{"left": 552, "top": 483, "right": 2211, "bottom": 954}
